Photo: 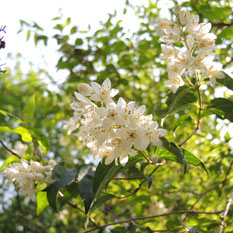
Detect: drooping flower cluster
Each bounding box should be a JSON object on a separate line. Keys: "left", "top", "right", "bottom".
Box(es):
{"left": 65, "top": 78, "right": 167, "bottom": 166}
{"left": 3, "top": 159, "right": 57, "bottom": 198}
{"left": 159, "top": 5, "right": 224, "bottom": 93}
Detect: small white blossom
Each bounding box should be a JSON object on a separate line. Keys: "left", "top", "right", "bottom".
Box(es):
{"left": 159, "top": 6, "right": 222, "bottom": 91}
{"left": 3, "top": 159, "right": 56, "bottom": 198}
{"left": 65, "top": 78, "right": 167, "bottom": 166}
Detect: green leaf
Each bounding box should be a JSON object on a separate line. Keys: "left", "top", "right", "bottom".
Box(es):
{"left": 78, "top": 165, "right": 95, "bottom": 214}
{"left": 43, "top": 164, "right": 77, "bottom": 191}
{"left": 60, "top": 182, "right": 80, "bottom": 207}
{"left": 26, "top": 30, "right": 31, "bottom": 41}
{"left": 23, "top": 95, "right": 35, "bottom": 123}
{"left": 0, "top": 110, "right": 23, "bottom": 123}
{"left": 90, "top": 194, "right": 115, "bottom": 213}
{"left": 47, "top": 190, "right": 58, "bottom": 212}
{"left": 155, "top": 86, "right": 197, "bottom": 118}
{"left": 93, "top": 156, "right": 142, "bottom": 199}
{"left": 219, "top": 26, "right": 233, "bottom": 40}
{"left": 207, "top": 98, "right": 233, "bottom": 122}
{"left": 156, "top": 143, "right": 208, "bottom": 174}
{"left": 36, "top": 190, "right": 49, "bottom": 215}
{"left": 70, "top": 26, "right": 77, "bottom": 34}
{"left": 199, "top": 6, "right": 231, "bottom": 21}
{"left": 65, "top": 17, "right": 71, "bottom": 26}
{"left": 161, "top": 138, "right": 187, "bottom": 174}
{"left": 0, "top": 126, "right": 32, "bottom": 142}
{"left": 217, "top": 71, "right": 233, "bottom": 91}
{"left": 0, "top": 156, "right": 20, "bottom": 171}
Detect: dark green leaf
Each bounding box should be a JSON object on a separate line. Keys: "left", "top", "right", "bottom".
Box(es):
{"left": 90, "top": 194, "right": 115, "bottom": 213}
{"left": 207, "top": 98, "right": 233, "bottom": 122}
{"left": 78, "top": 165, "right": 95, "bottom": 214}
{"left": 161, "top": 138, "right": 187, "bottom": 174}
{"left": 217, "top": 71, "right": 233, "bottom": 91}
{"left": 44, "top": 164, "right": 77, "bottom": 191}
{"left": 47, "top": 190, "right": 58, "bottom": 212}
{"left": 60, "top": 182, "right": 80, "bottom": 207}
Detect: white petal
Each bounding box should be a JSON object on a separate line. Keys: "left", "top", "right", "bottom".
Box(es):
{"left": 90, "top": 93, "right": 101, "bottom": 102}
{"left": 102, "top": 78, "right": 111, "bottom": 91}
{"left": 151, "top": 135, "right": 163, "bottom": 148}
{"left": 114, "top": 115, "right": 125, "bottom": 126}
{"left": 110, "top": 89, "right": 119, "bottom": 97}
{"left": 97, "top": 132, "right": 109, "bottom": 145}
{"left": 91, "top": 82, "right": 101, "bottom": 95}
{"left": 133, "top": 135, "right": 149, "bottom": 151}
{"left": 74, "top": 92, "right": 89, "bottom": 103}
{"left": 103, "top": 118, "right": 113, "bottom": 128}
{"left": 78, "top": 83, "right": 92, "bottom": 96}
{"left": 119, "top": 154, "right": 128, "bottom": 166}
{"left": 95, "top": 107, "right": 108, "bottom": 117}
{"left": 135, "top": 105, "right": 146, "bottom": 115}
{"left": 156, "top": 129, "right": 167, "bottom": 137}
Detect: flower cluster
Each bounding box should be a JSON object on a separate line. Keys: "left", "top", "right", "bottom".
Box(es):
{"left": 3, "top": 159, "right": 57, "bottom": 198}
{"left": 65, "top": 78, "right": 167, "bottom": 166}
{"left": 159, "top": 5, "right": 224, "bottom": 93}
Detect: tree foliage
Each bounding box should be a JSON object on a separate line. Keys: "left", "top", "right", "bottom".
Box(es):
{"left": 0, "top": 0, "right": 233, "bottom": 232}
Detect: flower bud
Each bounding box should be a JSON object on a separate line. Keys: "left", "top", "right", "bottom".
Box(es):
{"left": 159, "top": 21, "right": 171, "bottom": 30}
{"left": 174, "top": 5, "right": 181, "bottom": 14}
{"left": 151, "top": 155, "right": 159, "bottom": 163}
{"left": 48, "top": 160, "right": 57, "bottom": 167}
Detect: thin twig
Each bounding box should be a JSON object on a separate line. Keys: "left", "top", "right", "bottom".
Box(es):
{"left": 217, "top": 189, "right": 233, "bottom": 233}
{"left": 67, "top": 201, "right": 99, "bottom": 228}
{"left": 113, "top": 160, "right": 166, "bottom": 199}
{"left": 0, "top": 139, "right": 21, "bottom": 159}
{"left": 84, "top": 209, "right": 223, "bottom": 233}
{"left": 179, "top": 72, "right": 203, "bottom": 147}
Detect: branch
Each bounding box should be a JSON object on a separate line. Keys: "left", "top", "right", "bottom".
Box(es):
{"left": 0, "top": 139, "right": 21, "bottom": 159}
{"left": 84, "top": 209, "right": 223, "bottom": 233}
{"left": 113, "top": 160, "right": 166, "bottom": 199}
{"left": 217, "top": 189, "right": 233, "bottom": 233}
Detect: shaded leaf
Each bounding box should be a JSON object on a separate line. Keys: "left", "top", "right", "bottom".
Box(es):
{"left": 44, "top": 164, "right": 77, "bottom": 191}
{"left": 90, "top": 194, "right": 115, "bottom": 213}
{"left": 78, "top": 165, "right": 95, "bottom": 214}
{"left": 217, "top": 71, "right": 233, "bottom": 91}
{"left": 207, "top": 98, "right": 233, "bottom": 122}
{"left": 47, "top": 190, "right": 58, "bottom": 212}
{"left": 161, "top": 138, "right": 187, "bottom": 174}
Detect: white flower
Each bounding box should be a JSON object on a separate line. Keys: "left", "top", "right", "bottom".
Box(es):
{"left": 3, "top": 159, "right": 56, "bottom": 198}
{"left": 165, "top": 75, "right": 184, "bottom": 93}
{"left": 90, "top": 78, "right": 119, "bottom": 103}
{"left": 179, "top": 9, "right": 191, "bottom": 26}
